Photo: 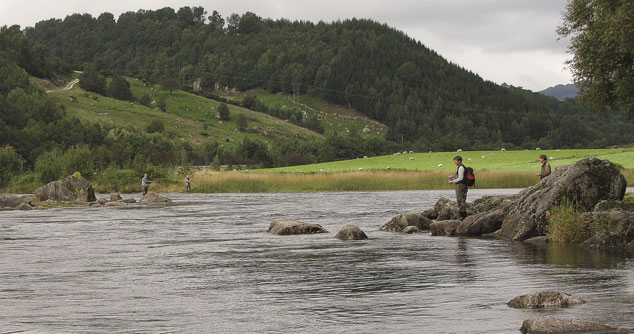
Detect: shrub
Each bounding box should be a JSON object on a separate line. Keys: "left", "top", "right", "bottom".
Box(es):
{"left": 6, "top": 172, "right": 43, "bottom": 193}
{"left": 147, "top": 120, "right": 165, "bottom": 133}
{"left": 0, "top": 145, "right": 23, "bottom": 188}
{"left": 96, "top": 167, "right": 139, "bottom": 193}
{"left": 62, "top": 145, "right": 95, "bottom": 179}
{"left": 139, "top": 93, "right": 152, "bottom": 107}
{"left": 35, "top": 149, "right": 64, "bottom": 183}
{"left": 218, "top": 103, "right": 230, "bottom": 120}
{"left": 547, "top": 198, "right": 590, "bottom": 243}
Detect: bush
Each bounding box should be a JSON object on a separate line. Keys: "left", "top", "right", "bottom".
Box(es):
{"left": 62, "top": 145, "right": 95, "bottom": 179}
{"left": 35, "top": 149, "right": 64, "bottom": 183}
{"left": 218, "top": 103, "right": 230, "bottom": 120}
{"left": 547, "top": 198, "right": 590, "bottom": 243}
{"left": 147, "top": 120, "right": 165, "bottom": 133}
{"left": 0, "top": 145, "right": 23, "bottom": 188}
{"left": 6, "top": 172, "right": 43, "bottom": 193}
{"left": 96, "top": 167, "right": 139, "bottom": 193}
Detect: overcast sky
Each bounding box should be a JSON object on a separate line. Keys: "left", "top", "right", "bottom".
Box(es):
{"left": 0, "top": 0, "right": 573, "bottom": 91}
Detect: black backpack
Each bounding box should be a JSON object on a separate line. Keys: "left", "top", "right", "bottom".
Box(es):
{"left": 464, "top": 166, "right": 475, "bottom": 186}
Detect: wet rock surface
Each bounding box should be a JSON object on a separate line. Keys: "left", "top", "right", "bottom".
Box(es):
{"left": 335, "top": 225, "right": 368, "bottom": 240}
{"left": 508, "top": 291, "right": 585, "bottom": 309}
{"left": 379, "top": 213, "right": 432, "bottom": 232}
{"left": 139, "top": 192, "right": 172, "bottom": 204}
{"left": 268, "top": 219, "right": 328, "bottom": 235}
{"left": 520, "top": 317, "right": 633, "bottom": 334}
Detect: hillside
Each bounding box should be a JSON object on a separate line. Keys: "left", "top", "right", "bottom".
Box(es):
{"left": 22, "top": 7, "right": 634, "bottom": 150}
{"left": 539, "top": 83, "right": 578, "bottom": 101}
{"left": 44, "top": 77, "right": 324, "bottom": 149}
{"left": 217, "top": 89, "right": 388, "bottom": 137}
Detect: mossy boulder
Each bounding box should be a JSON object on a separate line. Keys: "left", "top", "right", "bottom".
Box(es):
{"left": 35, "top": 174, "right": 96, "bottom": 202}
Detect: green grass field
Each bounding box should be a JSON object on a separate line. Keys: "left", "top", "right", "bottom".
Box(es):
{"left": 258, "top": 148, "right": 634, "bottom": 174}
{"left": 217, "top": 89, "right": 388, "bottom": 138}
{"left": 45, "top": 77, "right": 323, "bottom": 149}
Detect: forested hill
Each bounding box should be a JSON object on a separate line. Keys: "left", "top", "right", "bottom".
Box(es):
{"left": 19, "top": 7, "right": 634, "bottom": 149}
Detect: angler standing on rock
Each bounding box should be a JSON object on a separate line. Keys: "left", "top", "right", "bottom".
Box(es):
{"left": 448, "top": 155, "right": 468, "bottom": 219}
{"left": 537, "top": 154, "right": 551, "bottom": 180}
{"left": 141, "top": 173, "right": 151, "bottom": 195}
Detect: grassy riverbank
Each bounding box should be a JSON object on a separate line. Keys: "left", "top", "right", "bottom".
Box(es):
{"left": 143, "top": 167, "right": 634, "bottom": 194}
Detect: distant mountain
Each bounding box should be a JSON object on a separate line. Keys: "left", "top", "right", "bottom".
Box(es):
{"left": 539, "top": 83, "right": 578, "bottom": 101}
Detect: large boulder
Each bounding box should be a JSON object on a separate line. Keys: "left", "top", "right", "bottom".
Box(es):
{"left": 139, "top": 192, "right": 172, "bottom": 204}
{"left": 455, "top": 209, "right": 505, "bottom": 237}
{"left": 379, "top": 213, "right": 433, "bottom": 232}
{"left": 433, "top": 197, "right": 476, "bottom": 221}
{"left": 508, "top": 291, "right": 585, "bottom": 309}
{"left": 520, "top": 317, "right": 633, "bottom": 334}
{"left": 580, "top": 210, "right": 634, "bottom": 251}
{"left": 35, "top": 174, "right": 96, "bottom": 202}
{"left": 0, "top": 194, "right": 36, "bottom": 208}
{"left": 499, "top": 158, "right": 626, "bottom": 241}
{"left": 430, "top": 220, "right": 461, "bottom": 237}
{"left": 269, "top": 219, "right": 328, "bottom": 235}
{"left": 335, "top": 225, "right": 368, "bottom": 240}
{"left": 471, "top": 194, "right": 517, "bottom": 213}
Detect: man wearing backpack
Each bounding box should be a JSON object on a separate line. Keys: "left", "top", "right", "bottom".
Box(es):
{"left": 448, "top": 155, "right": 468, "bottom": 219}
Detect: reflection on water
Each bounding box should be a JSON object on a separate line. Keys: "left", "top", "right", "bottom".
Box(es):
{"left": 0, "top": 189, "right": 633, "bottom": 333}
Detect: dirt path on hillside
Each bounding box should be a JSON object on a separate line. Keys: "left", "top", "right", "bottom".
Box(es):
{"left": 46, "top": 79, "right": 79, "bottom": 93}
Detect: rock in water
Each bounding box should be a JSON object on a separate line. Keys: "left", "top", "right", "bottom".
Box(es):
{"left": 268, "top": 219, "right": 328, "bottom": 235}
{"left": 139, "top": 192, "right": 172, "bottom": 204}
{"left": 15, "top": 202, "right": 33, "bottom": 210}
{"left": 35, "top": 174, "right": 96, "bottom": 202}
{"left": 379, "top": 213, "right": 433, "bottom": 232}
{"left": 520, "top": 317, "right": 632, "bottom": 334}
{"left": 335, "top": 225, "right": 368, "bottom": 240}
{"left": 508, "top": 291, "right": 585, "bottom": 309}
{"left": 455, "top": 209, "right": 505, "bottom": 236}
{"left": 499, "top": 158, "right": 626, "bottom": 241}
{"left": 402, "top": 226, "right": 421, "bottom": 234}
{"left": 0, "top": 194, "right": 36, "bottom": 208}
{"left": 430, "top": 220, "right": 461, "bottom": 236}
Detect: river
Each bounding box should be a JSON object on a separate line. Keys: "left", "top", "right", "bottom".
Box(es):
{"left": 1, "top": 189, "right": 633, "bottom": 333}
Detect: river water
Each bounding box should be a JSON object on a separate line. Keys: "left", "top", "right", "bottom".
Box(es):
{"left": 1, "top": 189, "right": 633, "bottom": 333}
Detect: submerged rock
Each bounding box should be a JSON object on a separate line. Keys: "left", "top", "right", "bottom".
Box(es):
{"left": 335, "top": 225, "right": 368, "bottom": 240}
{"left": 139, "top": 192, "right": 172, "bottom": 204}
{"left": 520, "top": 317, "right": 632, "bottom": 334}
{"left": 508, "top": 291, "right": 584, "bottom": 309}
{"left": 499, "top": 158, "right": 626, "bottom": 241}
{"left": 269, "top": 219, "right": 328, "bottom": 235}
{"left": 105, "top": 200, "right": 127, "bottom": 207}
{"left": 403, "top": 226, "right": 421, "bottom": 234}
{"left": 379, "top": 213, "right": 433, "bottom": 232}
{"left": 35, "top": 174, "right": 96, "bottom": 202}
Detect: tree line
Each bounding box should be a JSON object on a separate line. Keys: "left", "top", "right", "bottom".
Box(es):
{"left": 20, "top": 6, "right": 634, "bottom": 150}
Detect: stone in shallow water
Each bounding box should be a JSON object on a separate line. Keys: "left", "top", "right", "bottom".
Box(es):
{"left": 335, "top": 225, "right": 367, "bottom": 240}
{"left": 268, "top": 219, "right": 328, "bottom": 235}
{"left": 508, "top": 290, "right": 584, "bottom": 309}
{"left": 520, "top": 317, "right": 633, "bottom": 334}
